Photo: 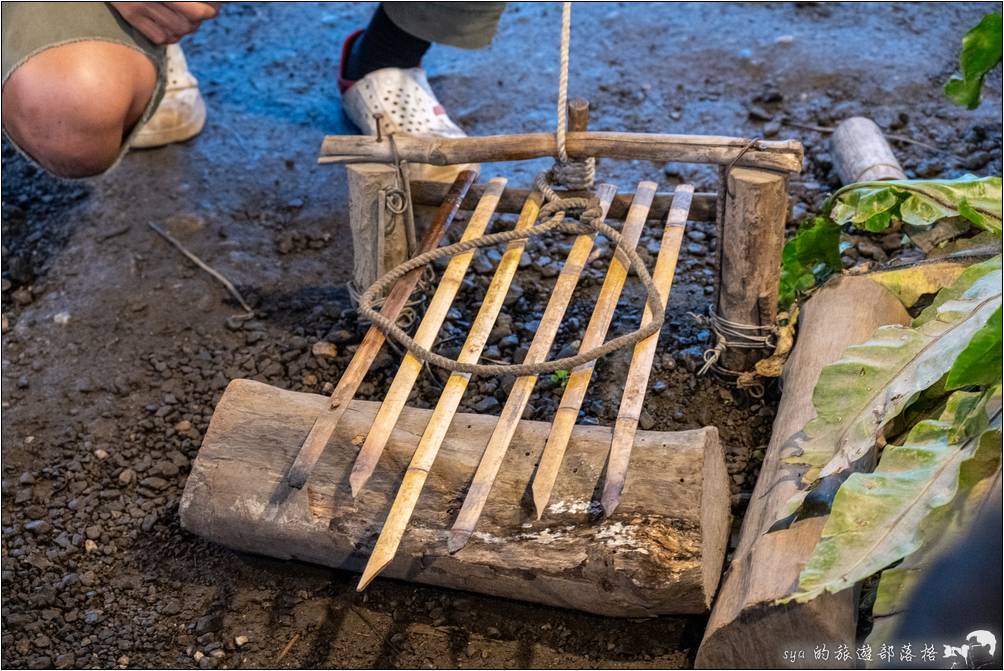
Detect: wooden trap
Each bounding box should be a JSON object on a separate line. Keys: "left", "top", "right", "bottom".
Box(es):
{"left": 180, "top": 101, "right": 803, "bottom": 616}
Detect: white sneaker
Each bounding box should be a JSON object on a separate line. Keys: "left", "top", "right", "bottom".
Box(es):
{"left": 132, "top": 44, "right": 207, "bottom": 149}
{"left": 341, "top": 66, "right": 467, "bottom": 140}
{"left": 339, "top": 30, "right": 477, "bottom": 183}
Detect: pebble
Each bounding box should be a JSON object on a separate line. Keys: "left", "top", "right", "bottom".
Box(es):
{"left": 235, "top": 635, "right": 250, "bottom": 648}
{"left": 473, "top": 396, "right": 500, "bottom": 414}
{"left": 312, "top": 341, "right": 339, "bottom": 358}
{"left": 53, "top": 311, "right": 71, "bottom": 325}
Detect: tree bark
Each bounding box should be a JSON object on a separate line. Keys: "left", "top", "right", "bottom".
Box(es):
{"left": 696, "top": 275, "right": 911, "bottom": 668}
{"left": 180, "top": 379, "right": 731, "bottom": 617}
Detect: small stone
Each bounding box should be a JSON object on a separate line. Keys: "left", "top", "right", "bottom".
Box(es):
{"left": 774, "top": 34, "right": 795, "bottom": 45}
{"left": 195, "top": 613, "right": 222, "bottom": 634}
{"left": 193, "top": 651, "right": 205, "bottom": 662}
{"left": 19, "top": 472, "right": 35, "bottom": 485}
{"left": 302, "top": 372, "right": 318, "bottom": 386}
{"left": 25, "top": 520, "right": 51, "bottom": 536}
{"left": 85, "top": 525, "right": 102, "bottom": 540}
{"left": 94, "top": 448, "right": 109, "bottom": 460}
{"left": 175, "top": 420, "right": 193, "bottom": 432}
{"left": 118, "top": 469, "right": 136, "bottom": 486}
{"left": 473, "top": 396, "right": 500, "bottom": 414}
{"left": 639, "top": 409, "right": 656, "bottom": 431}
{"left": 747, "top": 105, "right": 773, "bottom": 122}
{"left": 53, "top": 311, "right": 71, "bottom": 325}
{"left": 234, "top": 635, "right": 250, "bottom": 648}
{"left": 287, "top": 197, "right": 305, "bottom": 208}
{"left": 117, "top": 655, "right": 130, "bottom": 668}
{"left": 312, "top": 341, "right": 339, "bottom": 358}
{"left": 140, "top": 477, "right": 169, "bottom": 491}
{"left": 84, "top": 539, "right": 99, "bottom": 553}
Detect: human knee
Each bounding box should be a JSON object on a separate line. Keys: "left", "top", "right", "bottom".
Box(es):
{"left": 2, "top": 43, "right": 157, "bottom": 177}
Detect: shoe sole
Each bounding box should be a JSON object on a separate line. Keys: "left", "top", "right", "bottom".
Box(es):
{"left": 130, "top": 96, "right": 207, "bottom": 149}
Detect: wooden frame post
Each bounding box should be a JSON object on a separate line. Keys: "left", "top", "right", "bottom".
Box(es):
{"left": 715, "top": 167, "right": 789, "bottom": 371}
{"left": 347, "top": 164, "right": 410, "bottom": 293}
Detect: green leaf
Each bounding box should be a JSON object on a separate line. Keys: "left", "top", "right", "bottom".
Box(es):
{"left": 789, "top": 388, "right": 1002, "bottom": 603}
{"left": 867, "top": 420, "right": 1002, "bottom": 642}
{"left": 785, "top": 261, "right": 1002, "bottom": 478}
{"left": 945, "top": 11, "right": 1003, "bottom": 109}
{"left": 915, "top": 256, "right": 1002, "bottom": 326}
{"left": 946, "top": 305, "right": 1003, "bottom": 389}
{"left": 830, "top": 177, "right": 1003, "bottom": 235}
{"left": 778, "top": 215, "right": 842, "bottom": 308}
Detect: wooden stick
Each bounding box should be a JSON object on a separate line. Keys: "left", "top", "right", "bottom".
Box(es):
{"left": 448, "top": 183, "right": 618, "bottom": 553}
{"left": 349, "top": 178, "right": 507, "bottom": 496}
{"left": 285, "top": 170, "right": 477, "bottom": 489}
{"left": 530, "top": 181, "right": 657, "bottom": 520}
{"left": 600, "top": 185, "right": 694, "bottom": 518}
{"left": 409, "top": 181, "right": 718, "bottom": 222}
{"left": 319, "top": 132, "right": 804, "bottom": 174}
{"left": 357, "top": 189, "right": 543, "bottom": 590}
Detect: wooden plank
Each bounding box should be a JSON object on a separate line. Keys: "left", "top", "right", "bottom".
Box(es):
{"left": 319, "top": 131, "right": 805, "bottom": 174}
{"left": 600, "top": 185, "right": 694, "bottom": 518}
{"left": 357, "top": 189, "right": 543, "bottom": 590}
{"left": 448, "top": 183, "right": 619, "bottom": 553}
{"left": 350, "top": 178, "right": 507, "bottom": 496}
{"left": 695, "top": 275, "right": 911, "bottom": 668}
{"left": 530, "top": 181, "right": 657, "bottom": 519}
{"left": 410, "top": 181, "right": 719, "bottom": 222}
{"left": 286, "top": 170, "right": 477, "bottom": 489}
{"left": 716, "top": 167, "right": 788, "bottom": 371}
{"left": 180, "top": 379, "right": 730, "bottom": 616}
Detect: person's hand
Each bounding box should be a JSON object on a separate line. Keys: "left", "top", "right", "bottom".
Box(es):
{"left": 110, "top": 2, "right": 220, "bottom": 45}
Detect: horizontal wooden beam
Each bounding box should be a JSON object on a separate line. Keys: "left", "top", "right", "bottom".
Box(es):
{"left": 409, "top": 180, "right": 718, "bottom": 222}
{"left": 319, "top": 131, "right": 804, "bottom": 174}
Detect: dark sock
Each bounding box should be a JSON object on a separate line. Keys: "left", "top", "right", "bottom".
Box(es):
{"left": 344, "top": 4, "right": 431, "bottom": 80}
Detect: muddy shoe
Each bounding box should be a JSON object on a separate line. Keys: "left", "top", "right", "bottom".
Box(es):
{"left": 132, "top": 44, "right": 207, "bottom": 149}
{"left": 339, "top": 30, "right": 477, "bottom": 182}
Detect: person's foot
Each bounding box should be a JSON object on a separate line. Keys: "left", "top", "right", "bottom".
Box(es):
{"left": 339, "top": 30, "right": 477, "bottom": 182}
{"left": 131, "top": 44, "right": 206, "bottom": 149}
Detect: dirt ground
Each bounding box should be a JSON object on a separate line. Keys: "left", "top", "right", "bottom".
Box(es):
{"left": 2, "top": 2, "right": 1001, "bottom": 669}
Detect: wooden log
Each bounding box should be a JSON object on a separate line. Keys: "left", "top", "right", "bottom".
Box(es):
{"left": 716, "top": 167, "right": 789, "bottom": 371}
{"left": 695, "top": 275, "right": 911, "bottom": 669}
{"left": 409, "top": 181, "right": 719, "bottom": 222}
{"left": 180, "top": 379, "right": 731, "bottom": 617}
{"left": 601, "top": 186, "right": 692, "bottom": 517}
{"left": 347, "top": 164, "right": 409, "bottom": 292}
{"left": 358, "top": 188, "right": 543, "bottom": 589}
{"left": 286, "top": 171, "right": 477, "bottom": 489}
{"left": 531, "top": 182, "right": 656, "bottom": 519}
{"left": 319, "top": 131, "right": 805, "bottom": 174}
{"left": 830, "top": 117, "right": 907, "bottom": 184}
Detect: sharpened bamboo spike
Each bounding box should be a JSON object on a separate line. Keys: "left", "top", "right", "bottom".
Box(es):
{"left": 286, "top": 171, "right": 477, "bottom": 489}
{"left": 600, "top": 185, "right": 694, "bottom": 517}
{"left": 529, "top": 181, "right": 657, "bottom": 520}
{"left": 357, "top": 189, "right": 543, "bottom": 591}
{"left": 349, "top": 178, "right": 507, "bottom": 497}
{"left": 447, "top": 183, "right": 618, "bottom": 554}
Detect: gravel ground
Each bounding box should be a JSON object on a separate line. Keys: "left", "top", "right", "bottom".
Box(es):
{"left": 2, "top": 2, "right": 1001, "bottom": 669}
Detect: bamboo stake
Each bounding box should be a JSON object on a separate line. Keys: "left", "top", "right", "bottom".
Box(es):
{"left": 600, "top": 185, "right": 694, "bottom": 518}
{"left": 447, "top": 183, "right": 618, "bottom": 553}
{"left": 530, "top": 181, "right": 657, "bottom": 520}
{"left": 357, "top": 189, "right": 543, "bottom": 590}
{"left": 349, "top": 178, "right": 508, "bottom": 496}
{"left": 286, "top": 170, "right": 477, "bottom": 489}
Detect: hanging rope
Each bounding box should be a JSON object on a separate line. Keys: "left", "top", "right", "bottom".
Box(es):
{"left": 549, "top": 1, "right": 595, "bottom": 191}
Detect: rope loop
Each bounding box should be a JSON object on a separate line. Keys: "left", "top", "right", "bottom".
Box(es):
{"left": 689, "top": 306, "right": 777, "bottom": 377}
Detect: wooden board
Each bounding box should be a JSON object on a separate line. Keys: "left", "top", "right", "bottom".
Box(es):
{"left": 695, "top": 275, "right": 912, "bottom": 668}
{"left": 180, "top": 379, "right": 731, "bottom": 617}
